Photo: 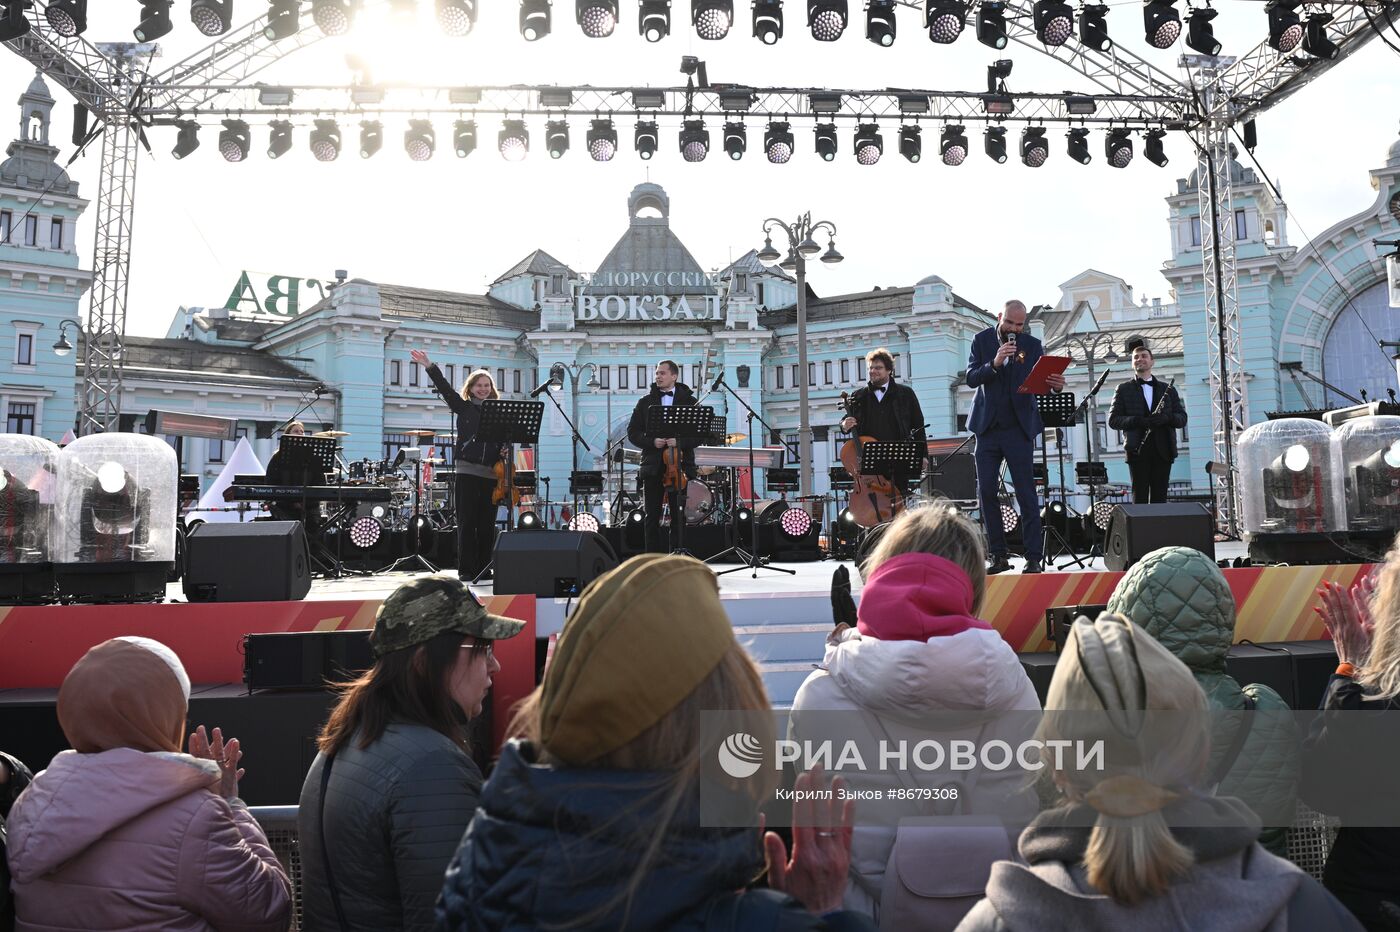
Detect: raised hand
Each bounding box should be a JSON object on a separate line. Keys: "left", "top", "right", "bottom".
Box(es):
{"left": 189, "top": 725, "right": 244, "bottom": 800}
{"left": 410, "top": 349, "right": 432, "bottom": 368}
{"left": 764, "top": 764, "right": 855, "bottom": 916}
{"left": 1316, "top": 578, "right": 1376, "bottom": 667}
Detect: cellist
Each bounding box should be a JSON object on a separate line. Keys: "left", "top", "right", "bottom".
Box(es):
{"left": 839, "top": 348, "right": 929, "bottom": 515}
{"left": 626, "top": 359, "right": 700, "bottom": 554}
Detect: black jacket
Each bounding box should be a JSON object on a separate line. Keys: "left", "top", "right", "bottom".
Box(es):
{"left": 1, "top": 750, "right": 33, "bottom": 932}
{"left": 435, "top": 740, "right": 876, "bottom": 932}
{"left": 627, "top": 382, "right": 704, "bottom": 479}
{"left": 426, "top": 364, "right": 504, "bottom": 468}
{"left": 842, "top": 380, "right": 928, "bottom": 457}
{"left": 1107, "top": 376, "right": 1187, "bottom": 462}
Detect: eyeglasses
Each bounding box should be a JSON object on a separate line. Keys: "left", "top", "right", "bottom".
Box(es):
{"left": 461, "top": 640, "right": 494, "bottom": 659}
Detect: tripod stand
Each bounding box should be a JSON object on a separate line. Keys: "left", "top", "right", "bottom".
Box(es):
{"left": 1035, "top": 392, "right": 1087, "bottom": 570}
{"left": 1069, "top": 368, "right": 1113, "bottom": 566}
{"left": 381, "top": 447, "right": 438, "bottom": 574}
{"left": 470, "top": 399, "right": 544, "bottom": 584}
{"left": 645, "top": 404, "right": 713, "bottom": 557}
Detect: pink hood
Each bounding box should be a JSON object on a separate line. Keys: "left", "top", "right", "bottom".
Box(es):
{"left": 856, "top": 552, "right": 991, "bottom": 642}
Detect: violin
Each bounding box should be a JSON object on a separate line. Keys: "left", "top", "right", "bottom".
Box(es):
{"left": 661, "top": 440, "right": 688, "bottom": 493}
{"left": 491, "top": 445, "right": 520, "bottom": 507}
{"left": 838, "top": 390, "right": 904, "bottom": 528}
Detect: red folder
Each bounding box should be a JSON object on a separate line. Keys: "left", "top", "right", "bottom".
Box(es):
{"left": 1016, "top": 355, "right": 1071, "bottom": 394}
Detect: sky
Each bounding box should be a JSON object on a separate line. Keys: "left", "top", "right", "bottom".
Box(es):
{"left": 0, "top": 1, "right": 1396, "bottom": 336}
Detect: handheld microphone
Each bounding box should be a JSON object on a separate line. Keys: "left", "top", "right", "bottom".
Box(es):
{"left": 528, "top": 379, "right": 555, "bottom": 399}
{"left": 710, "top": 370, "right": 724, "bottom": 392}
{"left": 1007, "top": 332, "right": 1017, "bottom": 346}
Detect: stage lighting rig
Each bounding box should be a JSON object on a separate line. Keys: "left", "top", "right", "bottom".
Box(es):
{"left": 587, "top": 118, "right": 617, "bottom": 160}
{"left": 1066, "top": 126, "right": 1090, "bottom": 164}
{"left": 1142, "top": 0, "right": 1180, "bottom": 49}
{"left": 940, "top": 124, "right": 967, "bottom": 165}
{"left": 693, "top": 0, "right": 733, "bottom": 38}
{"left": 764, "top": 121, "right": 794, "bottom": 162}
{"left": 267, "top": 120, "right": 292, "bottom": 158}
{"left": 1144, "top": 128, "right": 1168, "bottom": 166}
{"left": 437, "top": 0, "right": 476, "bottom": 33}
{"left": 135, "top": 0, "right": 173, "bottom": 40}
{"left": 866, "top": 0, "right": 894, "bottom": 44}
{"left": 578, "top": 0, "right": 618, "bottom": 36}
{"left": 1266, "top": 0, "right": 1302, "bottom": 53}
{"left": 1032, "top": 0, "right": 1071, "bottom": 46}
{"left": 171, "top": 120, "right": 200, "bottom": 160}
{"left": 546, "top": 120, "right": 570, "bottom": 158}
{"left": 360, "top": 120, "right": 382, "bottom": 157}
{"left": 753, "top": 0, "right": 782, "bottom": 41}
{"left": 1079, "top": 3, "right": 1110, "bottom": 52}
{"left": 1106, "top": 128, "right": 1133, "bottom": 167}
{"left": 680, "top": 119, "right": 710, "bottom": 161}
{"left": 976, "top": 0, "right": 1005, "bottom": 48}
{"left": 520, "top": 0, "right": 551, "bottom": 37}
{"left": 310, "top": 119, "right": 341, "bottom": 161}
{"left": 1184, "top": 4, "right": 1218, "bottom": 55}
{"left": 264, "top": 0, "right": 298, "bottom": 38}
{"left": 724, "top": 121, "right": 747, "bottom": 159}
{"left": 925, "top": 0, "right": 965, "bottom": 43}
{"left": 312, "top": 0, "right": 355, "bottom": 35}
{"left": 808, "top": 0, "right": 847, "bottom": 40}
{"left": 900, "top": 124, "right": 921, "bottom": 161}
{"left": 1021, "top": 126, "right": 1048, "bottom": 166}
{"left": 454, "top": 119, "right": 477, "bottom": 157}
{"left": 405, "top": 119, "right": 435, "bottom": 160}
{"left": 190, "top": 0, "right": 232, "bottom": 35}
{"left": 635, "top": 120, "right": 658, "bottom": 158}
{"left": 639, "top": 0, "right": 670, "bottom": 39}
{"left": 45, "top": 0, "right": 86, "bottom": 37}
{"left": 500, "top": 120, "right": 529, "bottom": 160}
{"left": 854, "top": 124, "right": 882, "bottom": 164}
{"left": 814, "top": 122, "right": 838, "bottom": 161}
{"left": 1262, "top": 443, "right": 1324, "bottom": 530}
{"left": 1302, "top": 10, "right": 1337, "bottom": 59}
{"left": 218, "top": 119, "right": 249, "bottom": 161}
{"left": 983, "top": 58, "right": 1014, "bottom": 114}
{"left": 984, "top": 125, "right": 1007, "bottom": 162}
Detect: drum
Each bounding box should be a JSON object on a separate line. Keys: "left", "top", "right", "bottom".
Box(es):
{"left": 347, "top": 459, "right": 372, "bottom": 483}
{"left": 659, "top": 481, "right": 715, "bottom": 526}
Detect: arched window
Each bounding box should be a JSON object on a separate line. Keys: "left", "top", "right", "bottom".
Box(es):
{"left": 1321, "top": 282, "right": 1399, "bottom": 408}
{"left": 26, "top": 111, "right": 43, "bottom": 142}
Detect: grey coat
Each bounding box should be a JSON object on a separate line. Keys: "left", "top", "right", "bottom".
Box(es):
{"left": 298, "top": 723, "right": 482, "bottom": 932}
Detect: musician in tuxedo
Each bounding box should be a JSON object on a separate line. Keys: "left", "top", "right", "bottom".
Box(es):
{"left": 1108, "top": 343, "right": 1186, "bottom": 504}
{"left": 967, "top": 300, "right": 1066, "bottom": 575}
{"left": 838, "top": 347, "right": 928, "bottom": 488}
{"left": 626, "top": 360, "right": 700, "bottom": 554}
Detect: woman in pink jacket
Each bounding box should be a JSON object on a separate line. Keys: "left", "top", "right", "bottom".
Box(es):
{"left": 4, "top": 636, "right": 292, "bottom": 932}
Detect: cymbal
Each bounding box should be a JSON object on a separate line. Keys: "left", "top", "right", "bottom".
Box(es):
{"left": 312, "top": 430, "right": 351, "bottom": 438}
{"left": 403, "top": 429, "right": 437, "bottom": 437}
{"left": 724, "top": 433, "right": 747, "bottom": 445}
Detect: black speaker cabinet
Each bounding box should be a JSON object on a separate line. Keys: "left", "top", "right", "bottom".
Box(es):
{"left": 922, "top": 453, "right": 977, "bottom": 501}
{"left": 1044, "top": 604, "right": 1109, "bottom": 653}
{"left": 493, "top": 529, "right": 620, "bottom": 598}
{"left": 243, "top": 629, "right": 374, "bottom": 691}
{"left": 1104, "top": 503, "right": 1215, "bottom": 571}
{"left": 184, "top": 521, "right": 312, "bottom": 602}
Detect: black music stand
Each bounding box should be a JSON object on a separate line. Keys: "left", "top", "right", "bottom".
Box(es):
{"left": 1075, "top": 460, "right": 1110, "bottom": 564}
{"left": 1035, "top": 392, "right": 1086, "bottom": 570}
{"left": 712, "top": 407, "right": 795, "bottom": 578}
{"left": 569, "top": 470, "right": 604, "bottom": 528}
{"left": 645, "top": 404, "right": 714, "bottom": 556}
{"left": 855, "top": 441, "right": 924, "bottom": 526}
{"left": 469, "top": 399, "right": 543, "bottom": 583}
{"left": 275, "top": 434, "right": 354, "bottom": 577}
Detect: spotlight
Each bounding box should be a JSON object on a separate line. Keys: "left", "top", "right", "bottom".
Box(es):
{"left": 854, "top": 124, "right": 882, "bottom": 165}
{"left": 900, "top": 124, "right": 921, "bottom": 162}
{"left": 454, "top": 119, "right": 477, "bottom": 157}
{"left": 577, "top": 0, "right": 617, "bottom": 35}
{"left": 976, "top": 0, "right": 1005, "bottom": 48}
{"left": 568, "top": 512, "right": 601, "bottom": 532}
{"left": 1021, "top": 126, "right": 1048, "bottom": 166}
{"left": 310, "top": 119, "right": 341, "bottom": 161}
{"left": 1142, "top": 0, "right": 1180, "bottom": 49}
{"left": 190, "top": 0, "right": 232, "bottom": 35}
{"left": 404, "top": 120, "right": 435, "bottom": 161}
{"left": 546, "top": 120, "right": 570, "bottom": 158}
{"left": 635, "top": 120, "right": 658, "bottom": 159}
{"left": 814, "top": 122, "right": 838, "bottom": 161}
{"left": 866, "top": 0, "right": 894, "bottom": 44}
{"left": 134, "top": 0, "right": 173, "bottom": 40}
{"left": 1106, "top": 128, "right": 1133, "bottom": 167}
{"left": 724, "top": 121, "right": 747, "bottom": 159}
{"left": 1144, "top": 127, "right": 1168, "bottom": 166}
{"left": 171, "top": 120, "right": 200, "bottom": 160}
{"left": 45, "top": 0, "right": 87, "bottom": 36}
{"left": 1079, "top": 2, "right": 1110, "bottom": 51}
{"left": 1185, "top": 5, "right": 1219, "bottom": 55}
{"left": 520, "top": 0, "right": 551, "bottom": 37}
{"left": 808, "top": 0, "right": 847, "bottom": 40}
{"left": 940, "top": 124, "right": 967, "bottom": 165}
{"left": 360, "top": 120, "right": 382, "bottom": 158}
{"left": 500, "top": 119, "right": 529, "bottom": 160}
{"left": 587, "top": 118, "right": 617, "bottom": 161}
{"left": 264, "top": 0, "right": 298, "bottom": 39}
{"left": 693, "top": 0, "right": 733, "bottom": 38}
{"left": 1000, "top": 502, "right": 1019, "bottom": 532}
{"left": 753, "top": 0, "right": 782, "bottom": 42}
{"left": 984, "top": 125, "right": 1007, "bottom": 162}
{"left": 218, "top": 119, "right": 249, "bottom": 162}
{"left": 1033, "top": 0, "right": 1072, "bottom": 45}
{"left": 1354, "top": 443, "right": 1400, "bottom": 528}
{"left": 765, "top": 121, "right": 794, "bottom": 162}
{"left": 1066, "top": 127, "right": 1091, "bottom": 164}
{"left": 311, "top": 0, "right": 354, "bottom": 35}
{"left": 517, "top": 510, "right": 541, "bottom": 529}
{"left": 925, "top": 0, "right": 965, "bottom": 43}
{"left": 778, "top": 505, "right": 813, "bottom": 539}
{"left": 638, "top": 0, "right": 670, "bottom": 37}
{"left": 1263, "top": 443, "right": 1324, "bottom": 529}
{"left": 437, "top": 0, "right": 476, "bottom": 33}
{"left": 680, "top": 119, "right": 709, "bottom": 162}
{"left": 1302, "top": 10, "right": 1337, "bottom": 59}
{"left": 349, "top": 516, "right": 383, "bottom": 550}
{"left": 1092, "top": 501, "right": 1115, "bottom": 530}
{"left": 268, "top": 120, "right": 292, "bottom": 158}
{"left": 1267, "top": 0, "right": 1302, "bottom": 53}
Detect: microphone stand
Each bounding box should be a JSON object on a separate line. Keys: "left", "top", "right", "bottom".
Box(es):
{"left": 1071, "top": 368, "right": 1113, "bottom": 562}
{"left": 538, "top": 386, "right": 592, "bottom": 478}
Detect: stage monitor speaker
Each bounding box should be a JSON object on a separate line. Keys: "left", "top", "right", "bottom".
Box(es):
{"left": 1045, "top": 604, "right": 1109, "bottom": 652}
{"left": 922, "top": 452, "right": 977, "bottom": 501}
{"left": 493, "top": 529, "right": 619, "bottom": 598}
{"left": 243, "top": 629, "right": 373, "bottom": 691}
{"left": 1104, "top": 503, "right": 1215, "bottom": 572}
{"left": 184, "top": 521, "right": 312, "bottom": 602}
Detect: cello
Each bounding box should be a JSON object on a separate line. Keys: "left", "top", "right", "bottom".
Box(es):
{"left": 838, "top": 391, "right": 905, "bottom": 528}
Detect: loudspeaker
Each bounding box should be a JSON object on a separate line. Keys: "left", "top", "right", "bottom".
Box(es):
{"left": 1044, "top": 604, "right": 1109, "bottom": 652}
{"left": 1104, "top": 503, "right": 1215, "bottom": 571}
{"left": 493, "top": 529, "right": 619, "bottom": 598}
{"left": 243, "top": 629, "right": 373, "bottom": 691}
{"left": 922, "top": 452, "right": 977, "bottom": 501}
{"left": 184, "top": 521, "right": 312, "bottom": 602}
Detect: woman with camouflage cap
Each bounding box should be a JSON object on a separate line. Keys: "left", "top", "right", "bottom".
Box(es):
{"left": 298, "top": 576, "right": 523, "bottom": 932}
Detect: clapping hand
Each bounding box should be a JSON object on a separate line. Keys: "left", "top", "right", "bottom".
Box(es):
{"left": 1316, "top": 575, "right": 1378, "bottom": 667}
{"left": 764, "top": 764, "right": 855, "bottom": 916}
{"left": 189, "top": 725, "right": 244, "bottom": 800}
{"left": 831, "top": 565, "right": 857, "bottom": 630}
{"left": 410, "top": 349, "right": 432, "bottom": 368}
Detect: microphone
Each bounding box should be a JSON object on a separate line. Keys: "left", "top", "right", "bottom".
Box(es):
{"left": 1007, "top": 332, "right": 1017, "bottom": 346}
{"left": 710, "top": 370, "right": 724, "bottom": 392}
{"left": 528, "top": 378, "right": 555, "bottom": 398}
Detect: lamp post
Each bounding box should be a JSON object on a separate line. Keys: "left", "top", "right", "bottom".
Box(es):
{"left": 51, "top": 319, "right": 82, "bottom": 356}
{"left": 755, "top": 213, "right": 844, "bottom": 497}
{"left": 1061, "top": 333, "right": 1120, "bottom": 465}
{"left": 548, "top": 360, "right": 597, "bottom": 472}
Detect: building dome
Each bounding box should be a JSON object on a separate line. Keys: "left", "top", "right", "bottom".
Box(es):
{"left": 1387, "top": 121, "right": 1400, "bottom": 167}
{"left": 917, "top": 274, "right": 948, "bottom": 286}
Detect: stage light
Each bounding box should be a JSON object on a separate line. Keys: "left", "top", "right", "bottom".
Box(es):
{"left": 568, "top": 512, "right": 601, "bottom": 532}
{"left": 1302, "top": 10, "right": 1337, "bottom": 59}
{"left": 926, "top": 0, "right": 965, "bottom": 43}
{"left": 405, "top": 120, "right": 435, "bottom": 161}
{"left": 437, "top": 0, "right": 476, "bottom": 33}
{"left": 1144, "top": 127, "right": 1167, "bottom": 166}
{"left": 97, "top": 461, "right": 127, "bottom": 496}
{"left": 900, "top": 124, "right": 921, "bottom": 162}
{"left": 1106, "top": 128, "right": 1133, "bottom": 167}
{"left": 520, "top": 0, "right": 551, "bottom": 37}
{"left": 1353, "top": 443, "right": 1400, "bottom": 528}
{"left": 635, "top": 120, "right": 658, "bottom": 159}
{"left": 268, "top": 120, "right": 292, "bottom": 158}
{"left": 1092, "top": 501, "right": 1115, "bottom": 530}
{"left": 984, "top": 125, "right": 1007, "bottom": 162}
{"left": 1079, "top": 2, "right": 1110, "bottom": 51}
{"left": 349, "top": 516, "right": 383, "bottom": 550}
{"left": 543, "top": 120, "right": 569, "bottom": 159}
{"left": 721, "top": 121, "right": 747, "bottom": 160}
{"left": 1143, "top": 0, "right": 1180, "bottom": 48}
{"left": 264, "top": 0, "right": 298, "bottom": 38}
{"left": 191, "top": 0, "right": 232, "bottom": 35}
{"left": 753, "top": 0, "right": 782, "bottom": 42}
{"left": 586, "top": 118, "right": 616, "bottom": 161}
{"left": 765, "top": 121, "right": 794, "bottom": 162}
{"left": 940, "top": 124, "right": 967, "bottom": 165}
{"left": 311, "top": 0, "right": 353, "bottom": 35}
{"left": 1185, "top": 5, "right": 1218, "bottom": 55}
{"left": 1033, "top": 0, "right": 1072, "bottom": 45}
{"left": 45, "top": 0, "right": 86, "bottom": 36}
{"left": 976, "top": 0, "right": 1005, "bottom": 48}
{"left": 1000, "top": 502, "right": 1018, "bottom": 531}
{"left": 693, "top": 0, "right": 733, "bottom": 38}
{"left": 865, "top": 0, "right": 894, "bottom": 44}
{"left": 171, "top": 121, "right": 200, "bottom": 160}
{"left": 808, "top": 0, "right": 847, "bottom": 40}
{"left": 736, "top": 505, "right": 754, "bottom": 529}
{"left": 639, "top": 0, "right": 670, "bottom": 38}
{"left": 135, "top": 0, "right": 173, "bottom": 40}
{"left": 449, "top": 120, "right": 476, "bottom": 158}
{"left": 1267, "top": 0, "right": 1301, "bottom": 53}
{"left": 680, "top": 119, "right": 709, "bottom": 162}
{"left": 1262, "top": 443, "right": 1325, "bottom": 529}
{"left": 854, "top": 124, "right": 882, "bottom": 165}
{"left": 815, "top": 123, "right": 838, "bottom": 161}
{"left": 1067, "top": 127, "right": 1091, "bottom": 165}
{"left": 517, "top": 510, "right": 541, "bottom": 529}
{"left": 778, "top": 505, "right": 813, "bottom": 539}
{"left": 360, "top": 120, "right": 382, "bottom": 157}
{"left": 499, "top": 120, "right": 529, "bottom": 160}
{"left": 577, "top": 0, "right": 617, "bottom": 35}
{"left": 310, "top": 119, "right": 341, "bottom": 161}
{"left": 1021, "top": 127, "right": 1048, "bottom": 166}
{"left": 217, "top": 119, "right": 249, "bottom": 161}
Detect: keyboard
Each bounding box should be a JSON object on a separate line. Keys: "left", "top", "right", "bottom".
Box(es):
{"left": 224, "top": 484, "right": 393, "bottom": 503}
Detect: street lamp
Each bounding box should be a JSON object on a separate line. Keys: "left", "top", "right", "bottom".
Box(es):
{"left": 756, "top": 213, "right": 844, "bottom": 496}
{"left": 1060, "top": 332, "right": 1119, "bottom": 465}
{"left": 52, "top": 318, "right": 82, "bottom": 356}
{"left": 549, "top": 360, "right": 598, "bottom": 472}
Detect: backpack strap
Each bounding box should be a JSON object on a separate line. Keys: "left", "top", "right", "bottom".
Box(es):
{"left": 318, "top": 754, "right": 352, "bottom": 932}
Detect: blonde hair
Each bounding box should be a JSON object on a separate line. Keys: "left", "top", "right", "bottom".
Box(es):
{"left": 508, "top": 642, "right": 777, "bottom": 930}
{"left": 861, "top": 500, "right": 987, "bottom": 614}
{"left": 1359, "top": 535, "right": 1400, "bottom": 701}
{"left": 461, "top": 369, "right": 498, "bottom": 401}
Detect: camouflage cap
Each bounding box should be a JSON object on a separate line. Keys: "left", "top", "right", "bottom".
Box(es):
{"left": 369, "top": 576, "right": 524, "bottom": 658}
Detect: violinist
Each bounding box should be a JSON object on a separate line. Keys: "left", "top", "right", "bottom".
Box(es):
{"left": 839, "top": 348, "right": 929, "bottom": 488}
{"left": 626, "top": 359, "right": 700, "bottom": 554}
{"left": 412, "top": 349, "right": 508, "bottom": 581}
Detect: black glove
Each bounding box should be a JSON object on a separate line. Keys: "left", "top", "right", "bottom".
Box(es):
{"left": 1148, "top": 411, "right": 1171, "bottom": 427}
{"left": 831, "top": 565, "right": 857, "bottom": 629}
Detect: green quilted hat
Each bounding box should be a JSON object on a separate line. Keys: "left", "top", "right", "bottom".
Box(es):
{"left": 370, "top": 576, "right": 523, "bottom": 658}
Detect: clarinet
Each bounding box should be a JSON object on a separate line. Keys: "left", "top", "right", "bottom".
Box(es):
{"left": 1130, "top": 377, "right": 1175, "bottom": 458}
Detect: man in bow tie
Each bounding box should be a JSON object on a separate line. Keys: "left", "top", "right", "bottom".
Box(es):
{"left": 627, "top": 359, "right": 701, "bottom": 553}
{"left": 1108, "top": 342, "right": 1187, "bottom": 504}
{"left": 839, "top": 348, "right": 928, "bottom": 498}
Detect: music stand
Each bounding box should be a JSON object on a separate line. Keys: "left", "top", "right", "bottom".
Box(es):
{"left": 280, "top": 434, "right": 337, "bottom": 477}
{"left": 1035, "top": 392, "right": 1086, "bottom": 569}
{"left": 1075, "top": 460, "right": 1110, "bottom": 564}
{"left": 569, "top": 470, "right": 604, "bottom": 529}
{"left": 645, "top": 404, "right": 714, "bottom": 555}
{"left": 855, "top": 441, "right": 924, "bottom": 526}
{"left": 470, "top": 399, "right": 544, "bottom": 583}
{"left": 276, "top": 434, "right": 352, "bottom": 577}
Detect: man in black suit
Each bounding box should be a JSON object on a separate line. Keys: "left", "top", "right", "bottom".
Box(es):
{"left": 839, "top": 347, "right": 928, "bottom": 511}
{"left": 626, "top": 360, "right": 701, "bottom": 553}
{"left": 1108, "top": 343, "right": 1187, "bottom": 504}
